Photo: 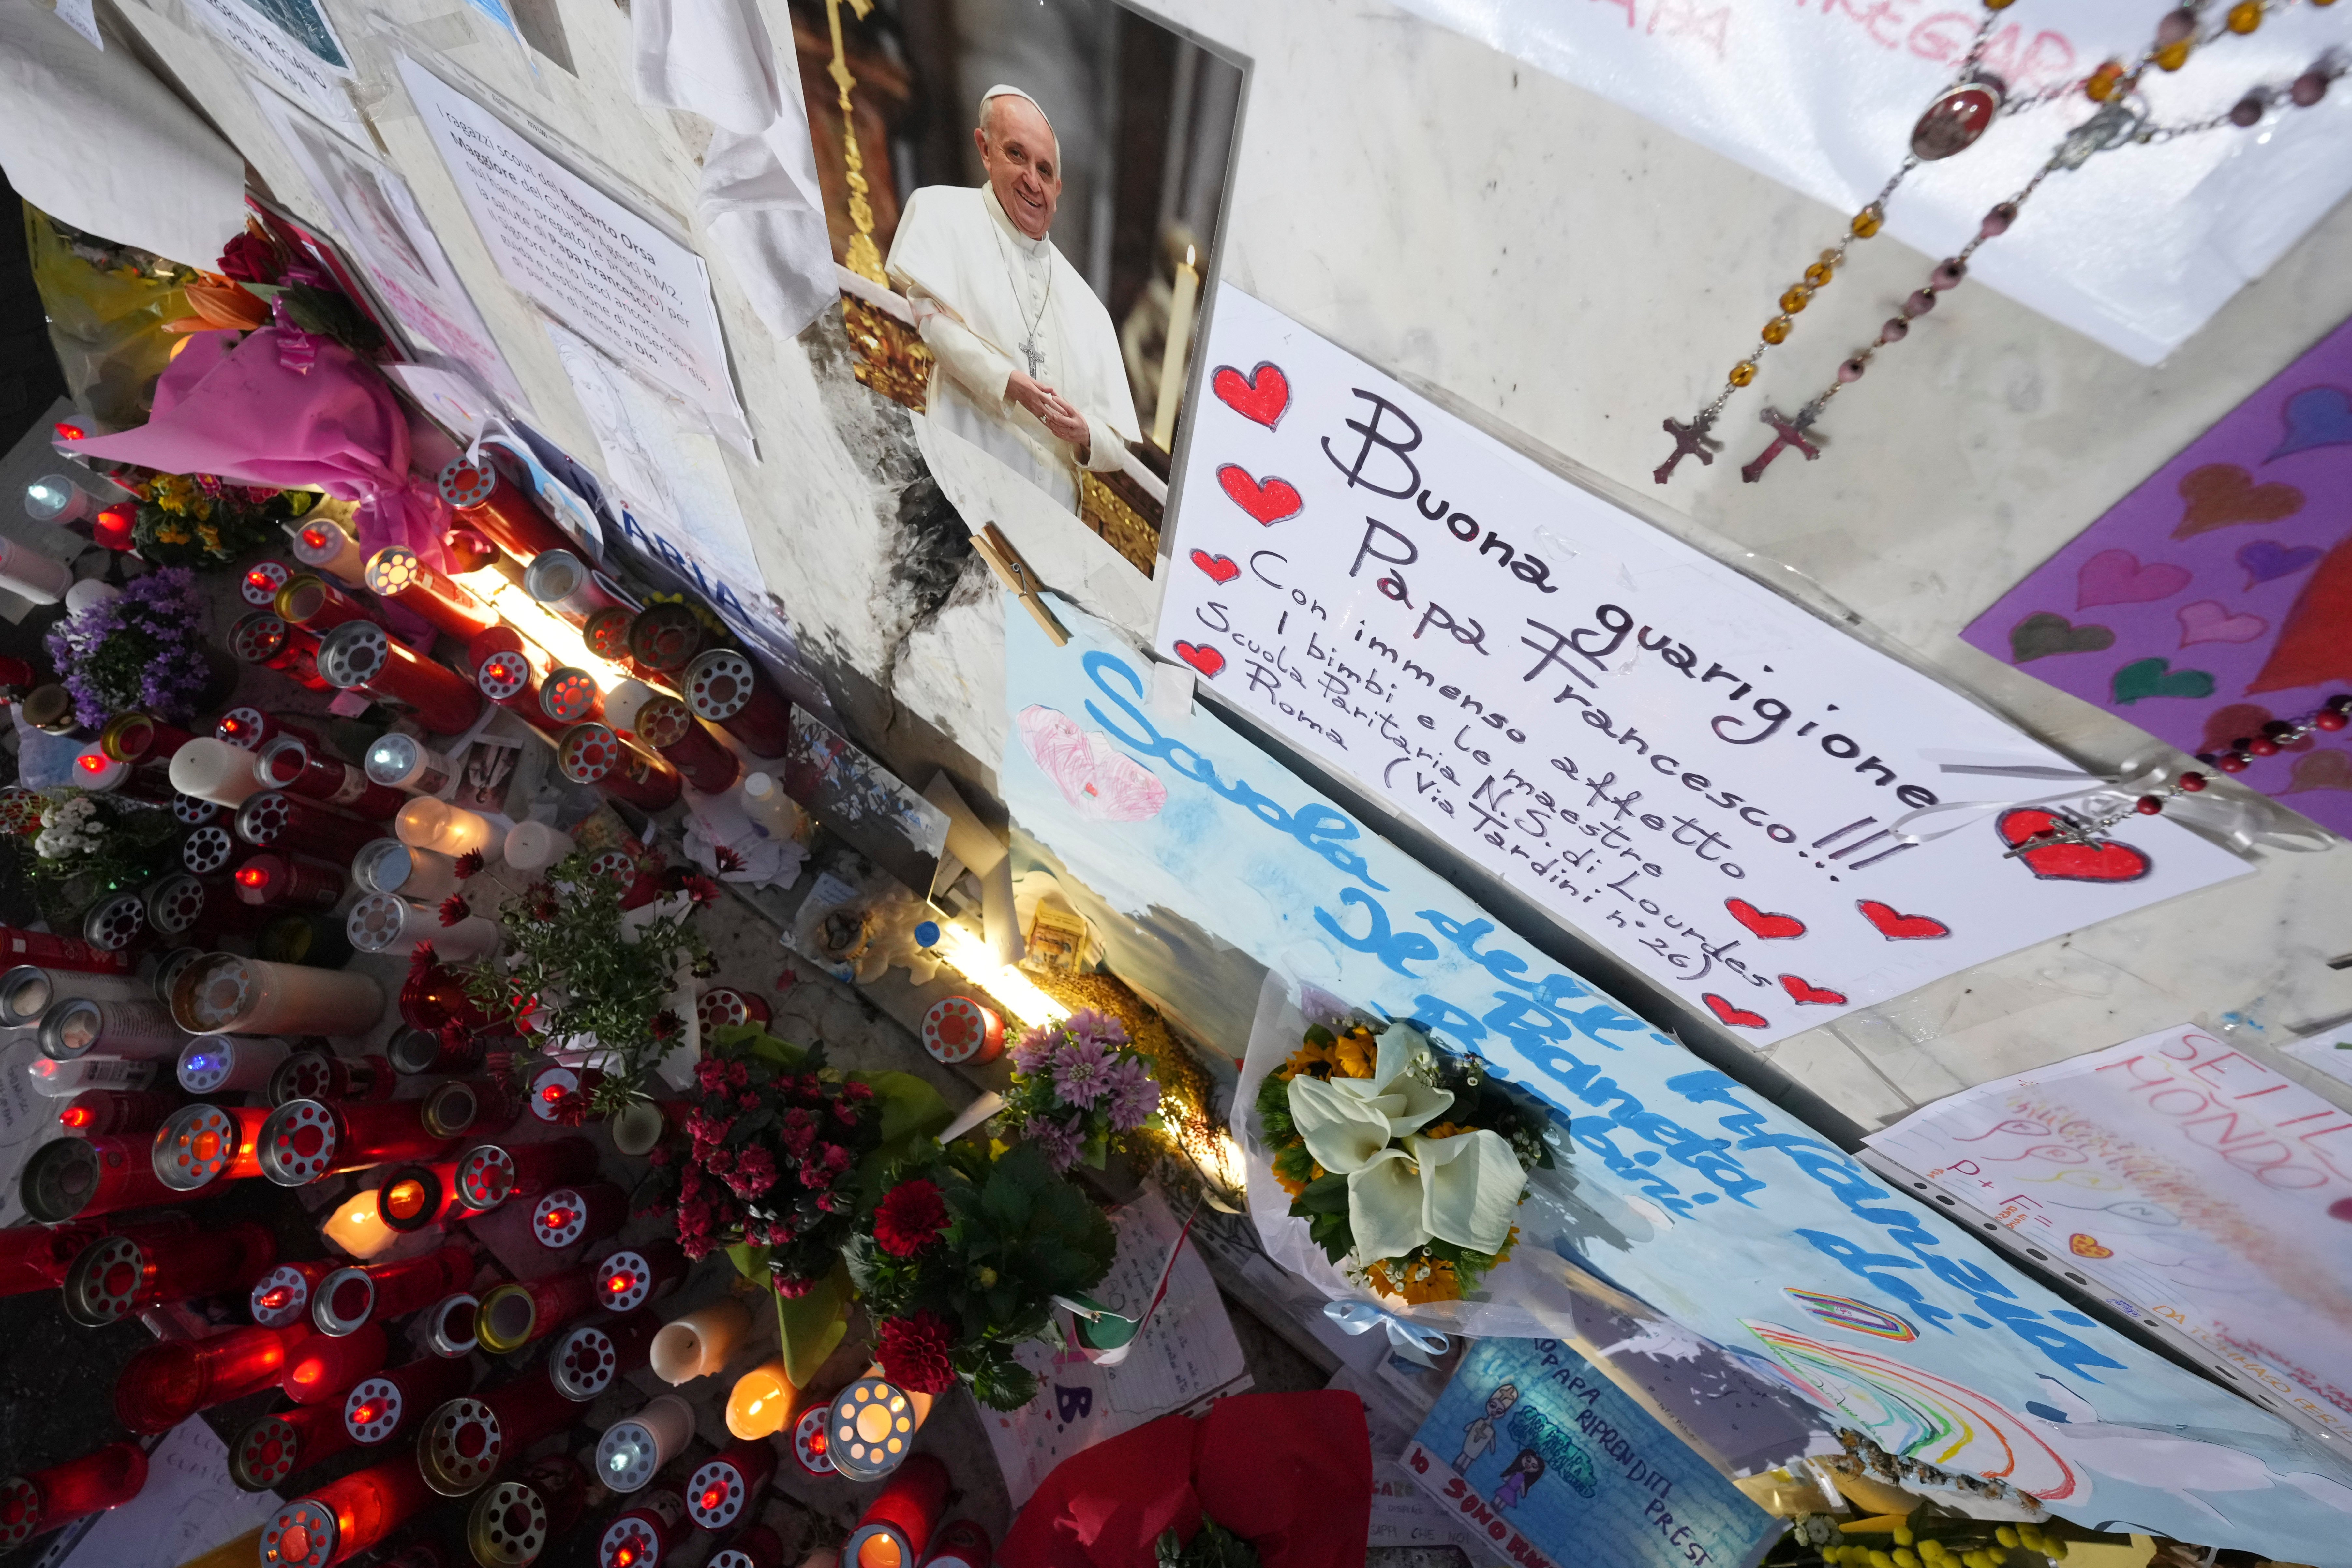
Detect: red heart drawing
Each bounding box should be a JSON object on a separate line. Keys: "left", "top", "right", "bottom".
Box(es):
{"left": 1212, "top": 362, "right": 1290, "bottom": 428}
{"left": 1855, "top": 900, "right": 1951, "bottom": 940}
{"left": 1780, "top": 974, "right": 1849, "bottom": 1006}
{"left": 1995, "top": 809, "right": 2152, "bottom": 884}
{"left": 1189, "top": 549, "right": 1240, "bottom": 584}
{"left": 1217, "top": 465, "right": 1303, "bottom": 525}
{"left": 1724, "top": 898, "right": 1805, "bottom": 940}
{"left": 1701, "top": 992, "right": 1769, "bottom": 1029}
{"left": 1173, "top": 641, "right": 1226, "bottom": 679}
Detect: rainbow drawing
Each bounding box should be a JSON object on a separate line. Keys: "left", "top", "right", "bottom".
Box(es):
{"left": 1784, "top": 1289, "right": 1919, "bottom": 1342}
{"left": 1742, "top": 1320, "right": 2081, "bottom": 1501}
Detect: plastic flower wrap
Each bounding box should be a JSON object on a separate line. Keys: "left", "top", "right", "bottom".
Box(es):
{"left": 845, "top": 1141, "right": 1117, "bottom": 1410}
{"left": 1001, "top": 1008, "right": 1164, "bottom": 1173}
{"left": 42, "top": 567, "right": 211, "bottom": 725}
{"left": 1254, "top": 1018, "right": 1553, "bottom": 1303}
{"left": 1, "top": 789, "right": 176, "bottom": 891}
{"left": 123, "top": 470, "right": 311, "bottom": 569}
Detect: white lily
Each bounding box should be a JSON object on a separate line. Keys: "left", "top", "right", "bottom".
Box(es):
{"left": 1287, "top": 1026, "right": 1522, "bottom": 1263}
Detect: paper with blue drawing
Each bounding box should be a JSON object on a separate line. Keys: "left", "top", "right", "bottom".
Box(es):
{"left": 1002, "top": 601, "right": 2352, "bottom": 1561}
{"left": 1153, "top": 285, "right": 2248, "bottom": 1045}
{"left": 1402, "top": 1337, "right": 1778, "bottom": 1568}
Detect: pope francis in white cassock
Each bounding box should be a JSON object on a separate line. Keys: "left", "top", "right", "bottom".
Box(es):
{"left": 886, "top": 86, "right": 1141, "bottom": 515}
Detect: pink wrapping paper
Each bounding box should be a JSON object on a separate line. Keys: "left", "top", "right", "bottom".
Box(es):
{"left": 64, "top": 328, "right": 451, "bottom": 567}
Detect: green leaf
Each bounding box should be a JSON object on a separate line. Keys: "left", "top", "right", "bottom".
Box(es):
{"left": 776, "top": 1262, "right": 851, "bottom": 1386}
{"left": 725, "top": 1242, "right": 771, "bottom": 1280}
{"left": 1296, "top": 1172, "right": 1350, "bottom": 1214}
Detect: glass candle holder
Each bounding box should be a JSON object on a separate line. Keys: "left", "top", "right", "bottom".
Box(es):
{"left": 842, "top": 1454, "right": 950, "bottom": 1568}
{"left": 261, "top": 1452, "right": 442, "bottom": 1567}
{"left": 524, "top": 551, "right": 625, "bottom": 621}
{"left": 0, "top": 535, "right": 75, "bottom": 604}
{"left": 557, "top": 723, "right": 682, "bottom": 811}
{"left": 58, "top": 1088, "right": 181, "bottom": 1140}
{"left": 232, "top": 855, "right": 348, "bottom": 913}
{"left": 144, "top": 874, "right": 263, "bottom": 945}
{"left": 0, "top": 966, "right": 143, "bottom": 1028}
{"left": 290, "top": 518, "right": 366, "bottom": 584}
{"left": 416, "top": 1373, "right": 577, "bottom": 1496}
{"left": 594, "top": 1241, "right": 686, "bottom": 1313}
{"left": 547, "top": 1311, "right": 659, "bottom": 1400}
{"left": 597, "top": 1485, "right": 687, "bottom": 1568}
{"left": 685, "top": 649, "right": 794, "bottom": 757}
{"left": 453, "top": 1137, "right": 598, "bottom": 1214}
{"left": 531, "top": 1182, "right": 626, "bottom": 1251}
{"left": 474, "top": 1265, "right": 598, "bottom": 1355}
{"left": 436, "top": 457, "right": 572, "bottom": 561}
{"left": 374, "top": 1163, "right": 458, "bottom": 1233}
{"left": 114, "top": 1322, "right": 309, "bottom": 1434}
{"left": 343, "top": 1355, "right": 472, "bottom": 1446}
{"left": 256, "top": 737, "right": 406, "bottom": 820}
{"left": 250, "top": 1260, "right": 335, "bottom": 1328}
{"left": 268, "top": 1051, "right": 395, "bottom": 1107}
{"left": 826, "top": 1369, "right": 937, "bottom": 1482}
{"left": 98, "top": 712, "right": 193, "bottom": 765}
{"left": 501, "top": 820, "right": 574, "bottom": 873}
{"left": 275, "top": 574, "right": 380, "bottom": 632}
{"left": 396, "top": 797, "right": 497, "bottom": 858}
{"left": 0, "top": 1442, "right": 149, "bottom": 1549}
{"left": 61, "top": 1221, "right": 274, "bottom": 1327}
{"left": 364, "top": 547, "right": 496, "bottom": 639}
{"left": 231, "top": 1402, "right": 353, "bottom": 1492}
{"left": 595, "top": 1395, "right": 694, "bottom": 1493}
{"left": 256, "top": 1098, "right": 459, "bottom": 1186}
{"left": 347, "top": 893, "right": 499, "bottom": 962}
{"left": 279, "top": 1324, "right": 391, "bottom": 1407}
{"left": 684, "top": 1439, "right": 777, "bottom": 1532}
{"left": 698, "top": 988, "right": 771, "bottom": 1035}
{"left": 311, "top": 1243, "right": 473, "bottom": 1335}
{"left": 466, "top": 1455, "right": 589, "bottom": 1568}
{"left": 38, "top": 995, "right": 184, "bottom": 1061}
{"left": 627, "top": 605, "right": 708, "bottom": 675}
{"left": 237, "top": 791, "right": 394, "bottom": 863}
{"left": 217, "top": 708, "right": 318, "bottom": 752}
{"left": 634, "top": 696, "right": 740, "bottom": 793}
{"left": 387, "top": 1024, "right": 482, "bottom": 1076}
{"left": 170, "top": 738, "right": 266, "bottom": 808}
{"left": 648, "top": 1297, "right": 751, "bottom": 1385}
{"left": 242, "top": 561, "right": 291, "bottom": 606}
{"left": 228, "top": 613, "right": 332, "bottom": 692}
{"left": 363, "top": 733, "right": 457, "bottom": 795}
{"left": 20, "top": 1132, "right": 179, "bottom": 1221}
{"left": 723, "top": 1357, "right": 800, "bottom": 1441}
{"left": 709, "top": 1525, "right": 788, "bottom": 1568}
{"left": 171, "top": 954, "right": 384, "bottom": 1037}
{"left": 422, "top": 1292, "right": 478, "bottom": 1357}
{"left": 474, "top": 647, "right": 548, "bottom": 726}
{"left": 354, "top": 840, "right": 462, "bottom": 901}
{"left": 317, "top": 621, "right": 484, "bottom": 735}
{"left": 791, "top": 1402, "right": 835, "bottom": 1475}
{"left": 152, "top": 1102, "right": 272, "bottom": 1191}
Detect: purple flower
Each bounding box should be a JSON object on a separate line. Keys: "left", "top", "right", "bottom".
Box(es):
{"left": 1065, "top": 1008, "right": 1127, "bottom": 1051}
{"left": 1051, "top": 1034, "right": 1112, "bottom": 1109}
{"left": 1102, "top": 1057, "right": 1162, "bottom": 1133}
{"left": 1010, "top": 1025, "right": 1058, "bottom": 1074}
{"left": 44, "top": 567, "right": 210, "bottom": 726}
{"left": 1022, "top": 1114, "right": 1082, "bottom": 1174}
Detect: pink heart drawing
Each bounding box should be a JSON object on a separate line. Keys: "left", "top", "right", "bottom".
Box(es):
{"left": 1017, "top": 706, "right": 1169, "bottom": 822}
{"left": 2176, "top": 599, "right": 2269, "bottom": 647}
{"left": 2077, "top": 548, "right": 2191, "bottom": 610}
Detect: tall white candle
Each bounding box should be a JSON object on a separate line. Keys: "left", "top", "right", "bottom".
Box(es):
{"left": 169, "top": 738, "right": 266, "bottom": 807}
{"left": 0, "top": 536, "right": 76, "bottom": 605}
{"left": 1151, "top": 246, "right": 1199, "bottom": 452}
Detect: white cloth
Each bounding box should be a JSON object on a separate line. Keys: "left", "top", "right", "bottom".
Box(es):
{"left": 631, "top": 0, "right": 833, "bottom": 339}
{"left": 886, "top": 184, "right": 1139, "bottom": 513}
{"left": 0, "top": 0, "right": 242, "bottom": 268}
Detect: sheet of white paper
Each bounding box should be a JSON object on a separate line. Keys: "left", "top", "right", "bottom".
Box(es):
{"left": 1388, "top": 0, "right": 2352, "bottom": 365}
{"left": 1154, "top": 286, "right": 2252, "bottom": 1045}
{"left": 979, "top": 1188, "right": 1249, "bottom": 1506}
{"left": 385, "top": 363, "right": 498, "bottom": 441}
{"left": 182, "top": 0, "right": 358, "bottom": 127}
{"left": 58, "top": 1418, "right": 281, "bottom": 1568}
{"left": 53, "top": 0, "right": 100, "bottom": 49}
{"left": 244, "top": 83, "right": 528, "bottom": 409}
{"left": 1868, "top": 1024, "right": 2352, "bottom": 1443}
{"left": 398, "top": 56, "right": 753, "bottom": 453}
{"left": 2284, "top": 1032, "right": 2352, "bottom": 1094}
{"left": 0, "top": 1038, "right": 61, "bottom": 1229}
{"left": 0, "top": 0, "right": 245, "bottom": 266}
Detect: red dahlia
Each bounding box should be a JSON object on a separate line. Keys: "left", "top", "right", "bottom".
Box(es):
{"left": 873, "top": 1178, "right": 949, "bottom": 1258}
{"left": 877, "top": 1311, "right": 958, "bottom": 1395}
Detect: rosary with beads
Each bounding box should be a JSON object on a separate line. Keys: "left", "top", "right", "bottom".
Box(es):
{"left": 1657, "top": 0, "right": 2346, "bottom": 487}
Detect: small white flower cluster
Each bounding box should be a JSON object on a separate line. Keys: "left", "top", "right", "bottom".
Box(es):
{"left": 34, "top": 796, "right": 103, "bottom": 861}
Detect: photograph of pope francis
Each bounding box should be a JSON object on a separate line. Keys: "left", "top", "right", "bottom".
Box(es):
{"left": 791, "top": 0, "right": 1245, "bottom": 574}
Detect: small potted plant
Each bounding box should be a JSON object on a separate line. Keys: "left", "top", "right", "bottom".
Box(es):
{"left": 43, "top": 567, "right": 220, "bottom": 724}
{"left": 999, "top": 1008, "right": 1165, "bottom": 1173}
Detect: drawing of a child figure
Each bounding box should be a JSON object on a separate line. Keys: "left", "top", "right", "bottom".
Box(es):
{"left": 1492, "top": 1449, "right": 1545, "bottom": 1512}
{"left": 1453, "top": 1382, "right": 1519, "bottom": 1474}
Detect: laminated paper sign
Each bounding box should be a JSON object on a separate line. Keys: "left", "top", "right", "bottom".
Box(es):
{"left": 398, "top": 57, "right": 754, "bottom": 453}
{"left": 1154, "top": 286, "right": 2249, "bottom": 1046}
{"left": 1402, "top": 1338, "right": 1778, "bottom": 1568}
{"left": 1868, "top": 1024, "right": 2352, "bottom": 1444}
{"left": 1002, "top": 602, "right": 2352, "bottom": 1562}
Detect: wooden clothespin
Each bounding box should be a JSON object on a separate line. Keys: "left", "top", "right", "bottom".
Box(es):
{"left": 970, "top": 522, "right": 1069, "bottom": 646}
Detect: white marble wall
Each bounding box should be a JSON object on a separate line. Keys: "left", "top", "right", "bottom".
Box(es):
{"left": 105, "top": 0, "right": 2352, "bottom": 1124}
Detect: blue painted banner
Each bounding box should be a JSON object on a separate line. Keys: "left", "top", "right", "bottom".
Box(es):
{"left": 1001, "top": 604, "right": 2352, "bottom": 1564}
{"left": 1405, "top": 1337, "right": 1779, "bottom": 1568}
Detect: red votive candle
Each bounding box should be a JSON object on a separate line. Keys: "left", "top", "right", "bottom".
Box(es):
{"left": 279, "top": 1323, "right": 391, "bottom": 1406}
{"left": 151, "top": 1102, "right": 273, "bottom": 1192}
{"left": 311, "top": 1242, "right": 474, "bottom": 1336}
{"left": 227, "top": 613, "right": 332, "bottom": 691}
{"left": 363, "top": 546, "right": 495, "bottom": 639}
{"left": 242, "top": 560, "right": 291, "bottom": 606}
{"left": 20, "top": 1133, "right": 181, "bottom": 1221}
{"left": 0, "top": 928, "right": 134, "bottom": 974}
{"left": 530, "top": 1181, "right": 627, "bottom": 1250}
{"left": 627, "top": 604, "right": 708, "bottom": 675}
{"left": 275, "top": 574, "right": 380, "bottom": 632}
{"left": 315, "top": 621, "right": 484, "bottom": 735}
{"left": 436, "top": 457, "right": 572, "bottom": 561}
{"left": 146, "top": 872, "right": 272, "bottom": 939}
{"left": 474, "top": 1265, "right": 598, "bottom": 1354}
{"left": 557, "top": 723, "right": 682, "bottom": 811}
{"left": 269, "top": 1051, "right": 396, "bottom": 1107}
{"left": 454, "top": 1137, "right": 598, "bottom": 1213}
{"left": 685, "top": 649, "right": 794, "bottom": 757}
{"left": 234, "top": 853, "right": 349, "bottom": 912}
{"left": 255, "top": 736, "right": 406, "bottom": 820}
{"left": 685, "top": 1439, "right": 778, "bottom": 1532}
{"left": 598, "top": 1485, "right": 688, "bottom": 1568}
{"left": 0, "top": 1442, "right": 148, "bottom": 1548}
{"left": 844, "top": 1454, "right": 950, "bottom": 1568}
{"left": 59, "top": 1088, "right": 181, "bottom": 1140}
{"left": 257, "top": 1098, "right": 459, "bottom": 1186}
{"left": 251, "top": 1259, "right": 336, "bottom": 1327}
{"left": 595, "top": 1240, "right": 687, "bottom": 1313}
{"left": 547, "top": 1310, "right": 659, "bottom": 1400}
{"left": 236, "top": 792, "right": 394, "bottom": 863}
{"left": 415, "top": 1371, "right": 577, "bottom": 1495}
{"left": 708, "top": 1524, "right": 788, "bottom": 1568}
{"left": 261, "top": 1451, "right": 442, "bottom": 1566}
{"left": 290, "top": 520, "right": 366, "bottom": 584}
{"left": 231, "top": 1402, "right": 356, "bottom": 1492}
{"left": 114, "top": 1322, "right": 310, "bottom": 1433}
{"left": 635, "top": 695, "right": 740, "bottom": 792}
{"left": 475, "top": 647, "right": 548, "bottom": 724}
{"left": 61, "top": 1221, "right": 274, "bottom": 1326}
{"left": 342, "top": 1354, "right": 473, "bottom": 1445}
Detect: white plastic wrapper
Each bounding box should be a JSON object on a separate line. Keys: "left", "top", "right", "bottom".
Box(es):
{"left": 1392, "top": 0, "right": 2352, "bottom": 364}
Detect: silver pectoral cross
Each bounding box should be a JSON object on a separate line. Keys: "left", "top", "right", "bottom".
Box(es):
{"left": 1018, "top": 336, "right": 1044, "bottom": 378}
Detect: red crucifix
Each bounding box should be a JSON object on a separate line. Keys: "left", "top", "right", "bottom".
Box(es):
{"left": 1740, "top": 406, "right": 1822, "bottom": 483}
{"left": 1654, "top": 415, "right": 1719, "bottom": 484}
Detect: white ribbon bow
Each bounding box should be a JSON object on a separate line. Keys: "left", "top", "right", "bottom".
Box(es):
{"left": 1324, "top": 1299, "right": 1450, "bottom": 1356}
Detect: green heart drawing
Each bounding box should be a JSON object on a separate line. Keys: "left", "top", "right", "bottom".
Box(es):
{"left": 2112, "top": 656, "right": 2216, "bottom": 705}
{"left": 2009, "top": 611, "right": 2116, "bottom": 664}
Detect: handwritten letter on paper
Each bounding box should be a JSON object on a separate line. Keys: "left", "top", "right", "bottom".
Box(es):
{"left": 1155, "top": 286, "right": 2249, "bottom": 1044}
{"left": 397, "top": 58, "right": 752, "bottom": 452}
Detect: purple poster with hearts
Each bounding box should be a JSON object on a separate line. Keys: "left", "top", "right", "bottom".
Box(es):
{"left": 1963, "top": 314, "right": 2352, "bottom": 839}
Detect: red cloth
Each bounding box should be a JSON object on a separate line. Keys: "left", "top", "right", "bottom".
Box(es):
{"left": 999, "top": 1391, "right": 1371, "bottom": 1568}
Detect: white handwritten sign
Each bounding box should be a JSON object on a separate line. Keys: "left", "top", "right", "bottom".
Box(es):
{"left": 398, "top": 57, "right": 752, "bottom": 453}
{"left": 1154, "top": 286, "right": 2249, "bottom": 1045}
{"left": 1868, "top": 1024, "right": 2352, "bottom": 1444}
